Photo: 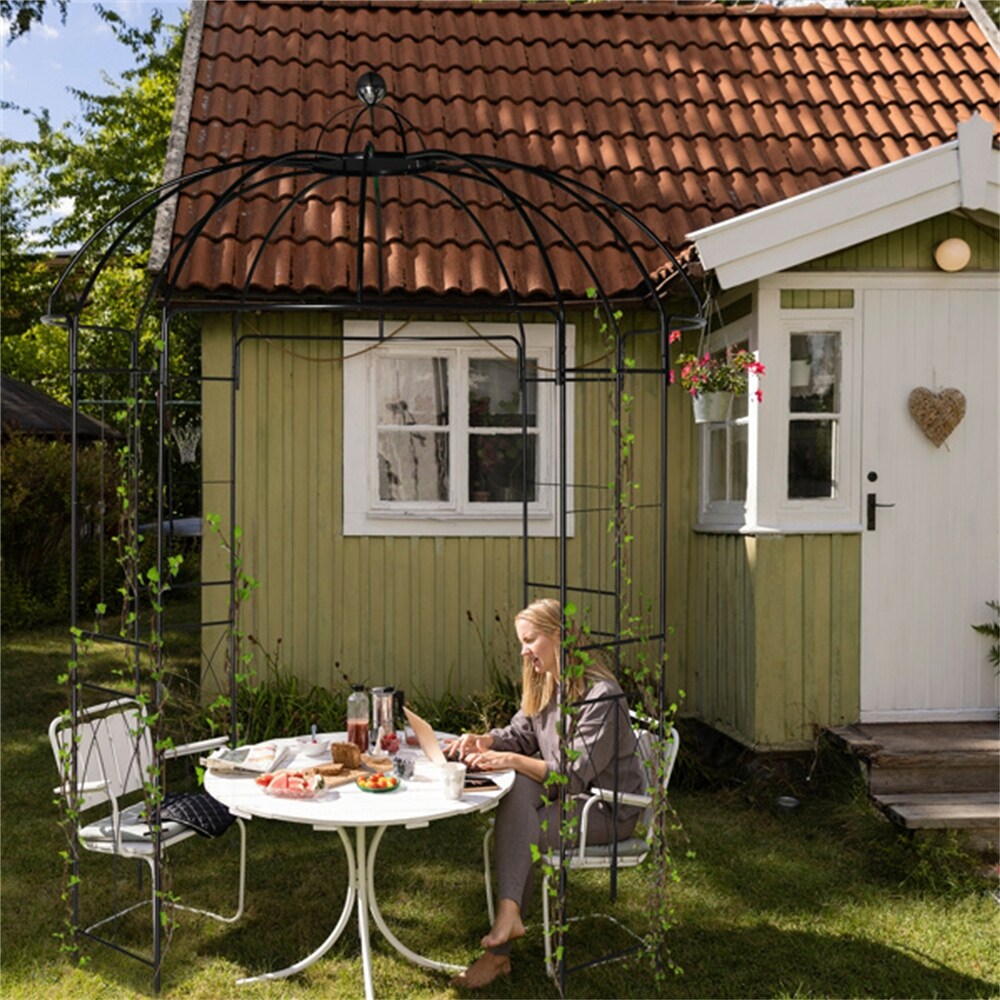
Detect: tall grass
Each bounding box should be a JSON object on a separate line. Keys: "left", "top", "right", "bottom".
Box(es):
{"left": 3, "top": 613, "right": 997, "bottom": 999}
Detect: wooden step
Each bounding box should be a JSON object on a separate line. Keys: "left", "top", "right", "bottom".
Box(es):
{"left": 869, "top": 754, "right": 998, "bottom": 795}
{"left": 828, "top": 722, "right": 999, "bottom": 758}
{"left": 827, "top": 722, "right": 1000, "bottom": 796}
{"left": 873, "top": 791, "right": 1000, "bottom": 830}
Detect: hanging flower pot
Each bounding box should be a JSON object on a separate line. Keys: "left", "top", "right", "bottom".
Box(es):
{"left": 668, "top": 332, "right": 766, "bottom": 418}
{"left": 691, "top": 391, "right": 733, "bottom": 424}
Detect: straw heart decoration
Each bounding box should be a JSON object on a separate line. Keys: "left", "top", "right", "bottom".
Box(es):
{"left": 907, "top": 387, "right": 966, "bottom": 448}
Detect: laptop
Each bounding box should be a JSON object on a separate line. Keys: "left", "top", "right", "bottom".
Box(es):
{"left": 402, "top": 706, "right": 447, "bottom": 764}
{"left": 403, "top": 707, "right": 502, "bottom": 788}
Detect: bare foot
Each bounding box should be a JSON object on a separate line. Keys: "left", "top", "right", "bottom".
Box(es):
{"left": 480, "top": 899, "right": 525, "bottom": 951}
{"left": 450, "top": 951, "right": 512, "bottom": 990}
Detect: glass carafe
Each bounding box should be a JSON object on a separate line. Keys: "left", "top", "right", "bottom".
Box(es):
{"left": 346, "top": 684, "right": 369, "bottom": 753}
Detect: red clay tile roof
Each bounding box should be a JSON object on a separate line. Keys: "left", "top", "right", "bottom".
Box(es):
{"left": 168, "top": 1, "right": 999, "bottom": 301}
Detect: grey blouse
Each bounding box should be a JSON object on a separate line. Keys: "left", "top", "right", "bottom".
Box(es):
{"left": 487, "top": 677, "right": 646, "bottom": 806}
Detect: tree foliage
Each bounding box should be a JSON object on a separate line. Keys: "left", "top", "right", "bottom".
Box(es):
{"left": 0, "top": 164, "right": 55, "bottom": 339}
{"left": 0, "top": 0, "right": 68, "bottom": 42}
{"left": 1, "top": 4, "right": 192, "bottom": 397}
{"left": 2, "top": 3, "right": 185, "bottom": 253}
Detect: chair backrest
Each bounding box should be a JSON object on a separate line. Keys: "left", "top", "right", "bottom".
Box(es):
{"left": 49, "top": 698, "right": 154, "bottom": 812}
{"left": 634, "top": 726, "right": 680, "bottom": 832}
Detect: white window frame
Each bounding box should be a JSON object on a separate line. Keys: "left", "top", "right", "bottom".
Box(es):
{"left": 696, "top": 278, "right": 863, "bottom": 534}
{"left": 343, "top": 319, "right": 574, "bottom": 537}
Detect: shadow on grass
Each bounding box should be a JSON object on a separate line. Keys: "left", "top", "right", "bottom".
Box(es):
{"left": 660, "top": 923, "right": 998, "bottom": 1000}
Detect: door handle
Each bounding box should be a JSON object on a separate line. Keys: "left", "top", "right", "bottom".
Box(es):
{"left": 866, "top": 492, "right": 896, "bottom": 531}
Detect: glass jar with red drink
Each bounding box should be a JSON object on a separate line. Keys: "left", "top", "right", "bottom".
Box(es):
{"left": 346, "top": 684, "right": 369, "bottom": 753}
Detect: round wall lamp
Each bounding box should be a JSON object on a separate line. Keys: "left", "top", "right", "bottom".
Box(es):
{"left": 934, "top": 237, "right": 972, "bottom": 272}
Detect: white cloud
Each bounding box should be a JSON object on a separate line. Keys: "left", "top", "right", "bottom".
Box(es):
{"left": 39, "top": 24, "right": 59, "bottom": 40}
{"left": 53, "top": 197, "right": 75, "bottom": 219}
{"left": 0, "top": 18, "right": 10, "bottom": 41}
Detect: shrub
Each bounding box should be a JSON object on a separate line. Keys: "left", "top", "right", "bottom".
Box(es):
{"left": 1, "top": 433, "right": 119, "bottom": 628}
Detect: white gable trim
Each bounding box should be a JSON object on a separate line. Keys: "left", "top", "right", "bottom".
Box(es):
{"left": 689, "top": 114, "right": 999, "bottom": 289}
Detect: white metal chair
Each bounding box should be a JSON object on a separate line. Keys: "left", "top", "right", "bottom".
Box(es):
{"left": 49, "top": 697, "right": 247, "bottom": 956}
{"left": 483, "top": 725, "right": 680, "bottom": 978}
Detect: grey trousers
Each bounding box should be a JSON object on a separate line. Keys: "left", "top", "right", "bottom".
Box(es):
{"left": 488, "top": 772, "right": 636, "bottom": 955}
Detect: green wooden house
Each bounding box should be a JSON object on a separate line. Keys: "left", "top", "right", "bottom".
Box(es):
{"left": 155, "top": 1, "right": 999, "bottom": 750}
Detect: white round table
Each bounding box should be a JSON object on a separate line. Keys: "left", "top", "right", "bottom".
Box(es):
{"left": 204, "top": 733, "right": 513, "bottom": 999}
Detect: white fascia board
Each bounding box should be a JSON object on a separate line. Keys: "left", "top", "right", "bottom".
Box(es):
{"left": 689, "top": 142, "right": 960, "bottom": 288}
{"left": 711, "top": 185, "right": 960, "bottom": 288}
{"left": 689, "top": 115, "right": 1000, "bottom": 290}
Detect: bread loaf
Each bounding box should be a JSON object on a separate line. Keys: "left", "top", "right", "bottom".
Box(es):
{"left": 330, "top": 741, "right": 361, "bottom": 768}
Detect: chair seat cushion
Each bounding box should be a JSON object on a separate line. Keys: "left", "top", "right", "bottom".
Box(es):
{"left": 544, "top": 836, "right": 649, "bottom": 864}
{"left": 80, "top": 802, "right": 191, "bottom": 844}
{"left": 579, "top": 836, "right": 649, "bottom": 859}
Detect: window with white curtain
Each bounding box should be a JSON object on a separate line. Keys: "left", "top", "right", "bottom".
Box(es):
{"left": 343, "top": 320, "right": 573, "bottom": 536}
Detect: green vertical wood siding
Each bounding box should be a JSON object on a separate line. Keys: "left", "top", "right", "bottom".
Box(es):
{"left": 679, "top": 532, "right": 860, "bottom": 749}
{"left": 201, "top": 310, "right": 679, "bottom": 703}
{"left": 681, "top": 533, "right": 756, "bottom": 741}
{"left": 202, "top": 307, "right": 860, "bottom": 746}
{"left": 752, "top": 535, "right": 860, "bottom": 746}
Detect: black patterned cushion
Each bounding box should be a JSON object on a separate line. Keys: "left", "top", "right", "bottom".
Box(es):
{"left": 160, "top": 791, "right": 236, "bottom": 838}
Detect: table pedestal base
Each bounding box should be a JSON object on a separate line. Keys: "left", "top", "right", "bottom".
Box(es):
{"left": 237, "top": 824, "right": 464, "bottom": 999}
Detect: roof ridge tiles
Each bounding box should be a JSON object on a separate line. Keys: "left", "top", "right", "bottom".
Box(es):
{"left": 267, "top": 0, "right": 973, "bottom": 19}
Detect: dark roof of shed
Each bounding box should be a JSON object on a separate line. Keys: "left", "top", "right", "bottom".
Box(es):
{"left": 167, "top": 0, "right": 1000, "bottom": 301}
{"left": 1, "top": 374, "right": 120, "bottom": 441}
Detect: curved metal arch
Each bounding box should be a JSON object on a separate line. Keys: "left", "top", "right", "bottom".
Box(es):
{"left": 49, "top": 145, "right": 706, "bottom": 341}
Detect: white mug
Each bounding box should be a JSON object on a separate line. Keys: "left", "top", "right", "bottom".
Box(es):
{"left": 438, "top": 761, "right": 466, "bottom": 800}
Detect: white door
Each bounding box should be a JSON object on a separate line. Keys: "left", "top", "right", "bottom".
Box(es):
{"left": 860, "top": 279, "right": 999, "bottom": 721}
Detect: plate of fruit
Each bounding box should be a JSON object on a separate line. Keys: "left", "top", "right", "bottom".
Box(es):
{"left": 356, "top": 773, "right": 401, "bottom": 793}
{"left": 257, "top": 769, "right": 326, "bottom": 799}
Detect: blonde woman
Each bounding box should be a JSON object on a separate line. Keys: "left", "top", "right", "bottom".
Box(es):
{"left": 445, "top": 598, "right": 645, "bottom": 989}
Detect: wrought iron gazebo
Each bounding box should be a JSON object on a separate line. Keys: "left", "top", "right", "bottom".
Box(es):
{"left": 47, "top": 73, "right": 706, "bottom": 993}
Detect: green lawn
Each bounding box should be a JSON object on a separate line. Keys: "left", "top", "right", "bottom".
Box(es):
{"left": 2, "top": 619, "right": 997, "bottom": 999}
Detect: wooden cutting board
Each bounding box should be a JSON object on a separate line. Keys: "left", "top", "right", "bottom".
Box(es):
{"left": 300, "top": 759, "right": 393, "bottom": 788}
{"left": 312, "top": 767, "right": 366, "bottom": 789}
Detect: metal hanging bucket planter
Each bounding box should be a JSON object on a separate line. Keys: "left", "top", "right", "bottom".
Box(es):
{"left": 691, "top": 391, "right": 733, "bottom": 424}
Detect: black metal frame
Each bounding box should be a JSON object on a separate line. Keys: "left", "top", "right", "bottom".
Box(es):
{"left": 47, "top": 85, "right": 705, "bottom": 992}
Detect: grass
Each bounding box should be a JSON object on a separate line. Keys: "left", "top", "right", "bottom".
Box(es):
{"left": 2, "top": 614, "right": 998, "bottom": 999}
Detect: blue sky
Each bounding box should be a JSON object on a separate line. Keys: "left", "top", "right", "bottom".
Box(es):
{"left": 2, "top": 0, "right": 189, "bottom": 144}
